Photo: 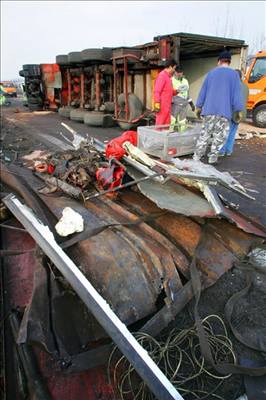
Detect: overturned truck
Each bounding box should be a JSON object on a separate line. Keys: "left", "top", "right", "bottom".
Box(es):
{"left": 19, "top": 32, "right": 248, "bottom": 128}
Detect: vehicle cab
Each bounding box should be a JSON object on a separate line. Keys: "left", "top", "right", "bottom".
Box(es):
{"left": 0, "top": 81, "right": 17, "bottom": 97}
{"left": 244, "top": 50, "right": 266, "bottom": 128}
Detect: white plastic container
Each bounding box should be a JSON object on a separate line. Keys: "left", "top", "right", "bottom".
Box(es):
{"left": 137, "top": 122, "right": 201, "bottom": 160}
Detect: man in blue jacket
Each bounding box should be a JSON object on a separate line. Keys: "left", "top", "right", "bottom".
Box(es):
{"left": 193, "top": 50, "right": 244, "bottom": 164}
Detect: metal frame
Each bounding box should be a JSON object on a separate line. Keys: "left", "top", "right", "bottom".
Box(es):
{"left": 113, "top": 54, "right": 146, "bottom": 124}
{"left": 3, "top": 194, "right": 183, "bottom": 400}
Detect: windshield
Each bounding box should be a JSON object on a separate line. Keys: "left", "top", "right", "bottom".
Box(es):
{"left": 249, "top": 57, "right": 266, "bottom": 83}
{"left": 1, "top": 82, "right": 15, "bottom": 88}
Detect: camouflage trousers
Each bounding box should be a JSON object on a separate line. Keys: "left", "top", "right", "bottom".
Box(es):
{"left": 193, "top": 115, "right": 230, "bottom": 163}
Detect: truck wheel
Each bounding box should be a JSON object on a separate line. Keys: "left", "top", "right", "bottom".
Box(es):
{"left": 56, "top": 55, "right": 70, "bottom": 65}
{"left": 84, "top": 111, "right": 104, "bottom": 126}
{"left": 68, "top": 52, "right": 82, "bottom": 64}
{"left": 22, "top": 64, "right": 41, "bottom": 76}
{"left": 19, "top": 70, "right": 25, "bottom": 77}
{"left": 99, "top": 64, "right": 113, "bottom": 75}
{"left": 118, "top": 93, "right": 143, "bottom": 129}
{"left": 102, "top": 114, "right": 117, "bottom": 128}
{"left": 253, "top": 104, "right": 266, "bottom": 128}
{"left": 69, "top": 109, "right": 87, "bottom": 122}
{"left": 58, "top": 107, "right": 72, "bottom": 118}
{"left": 100, "top": 101, "right": 115, "bottom": 113}
{"left": 81, "top": 48, "right": 112, "bottom": 62}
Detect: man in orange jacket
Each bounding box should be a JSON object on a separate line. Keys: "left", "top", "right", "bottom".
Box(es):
{"left": 153, "top": 59, "right": 177, "bottom": 125}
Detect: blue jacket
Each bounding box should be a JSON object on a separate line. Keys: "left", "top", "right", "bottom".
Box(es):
{"left": 196, "top": 67, "right": 244, "bottom": 120}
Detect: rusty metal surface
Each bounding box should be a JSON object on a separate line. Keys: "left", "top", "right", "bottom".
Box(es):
{"left": 49, "top": 194, "right": 176, "bottom": 324}
{"left": 125, "top": 164, "right": 266, "bottom": 237}
{"left": 1, "top": 164, "right": 263, "bottom": 343}
{"left": 10, "top": 166, "right": 183, "bottom": 326}
{"left": 118, "top": 190, "right": 261, "bottom": 273}
{"left": 1, "top": 227, "right": 123, "bottom": 399}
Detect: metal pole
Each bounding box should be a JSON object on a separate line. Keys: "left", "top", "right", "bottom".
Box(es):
{"left": 4, "top": 194, "right": 183, "bottom": 400}
{"left": 124, "top": 56, "right": 129, "bottom": 120}
{"left": 84, "top": 172, "right": 164, "bottom": 201}
{"left": 95, "top": 67, "right": 101, "bottom": 111}
{"left": 113, "top": 58, "right": 118, "bottom": 119}
{"left": 67, "top": 69, "right": 71, "bottom": 106}
{"left": 80, "top": 69, "right": 84, "bottom": 109}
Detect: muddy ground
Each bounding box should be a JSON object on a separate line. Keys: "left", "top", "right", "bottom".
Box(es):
{"left": 1, "top": 99, "right": 266, "bottom": 400}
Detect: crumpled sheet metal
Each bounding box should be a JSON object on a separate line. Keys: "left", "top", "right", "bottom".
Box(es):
{"left": 50, "top": 196, "right": 183, "bottom": 325}
{"left": 2, "top": 165, "right": 263, "bottom": 355}
{"left": 171, "top": 158, "right": 247, "bottom": 193}
{"left": 11, "top": 167, "right": 183, "bottom": 327}
{"left": 119, "top": 191, "right": 259, "bottom": 267}
{"left": 126, "top": 166, "right": 215, "bottom": 218}
{"left": 125, "top": 165, "right": 266, "bottom": 237}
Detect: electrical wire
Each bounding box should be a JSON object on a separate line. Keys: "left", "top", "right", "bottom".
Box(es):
{"left": 108, "top": 315, "right": 236, "bottom": 400}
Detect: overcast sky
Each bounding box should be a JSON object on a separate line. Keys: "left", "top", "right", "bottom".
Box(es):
{"left": 1, "top": 1, "right": 265, "bottom": 80}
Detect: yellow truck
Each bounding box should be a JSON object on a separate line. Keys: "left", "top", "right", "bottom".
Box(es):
{"left": 244, "top": 50, "right": 266, "bottom": 128}
{"left": 0, "top": 81, "right": 17, "bottom": 97}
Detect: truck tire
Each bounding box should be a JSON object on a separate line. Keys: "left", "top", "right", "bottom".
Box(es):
{"left": 56, "top": 55, "right": 69, "bottom": 65}
{"left": 19, "top": 70, "right": 24, "bottom": 77}
{"left": 81, "top": 48, "right": 112, "bottom": 62}
{"left": 100, "top": 101, "right": 115, "bottom": 113}
{"left": 70, "top": 109, "right": 87, "bottom": 122}
{"left": 99, "top": 64, "right": 113, "bottom": 75}
{"left": 58, "top": 106, "right": 72, "bottom": 118}
{"left": 253, "top": 104, "right": 266, "bottom": 128}
{"left": 102, "top": 114, "right": 117, "bottom": 128}
{"left": 84, "top": 111, "right": 105, "bottom": 126}
{"left": 118, "top": 93, "right": 143, "bottom": 129}
{"left": 68, "top": 52, "right": 82, "bottom": 64}
{"left": 22, "top": 64, "right": 41, "bottom": 76}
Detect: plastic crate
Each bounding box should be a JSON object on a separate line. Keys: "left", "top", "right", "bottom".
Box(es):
{"left": 137, "top": 122, "right": 201, "bottom": 160}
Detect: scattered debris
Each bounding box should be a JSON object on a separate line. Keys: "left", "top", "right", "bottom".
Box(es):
{"left": 248, "top": 246, "right": 266, "bottom": 268}
{"left": 36, "top": 173, "right": 82, "bottom": 198}
{"left": 1, "top": 108, "right": 266, "bottom": 400}
{"left": 60, "top": 122, "right": 86, "bottom": 150}
{"left": 32, "top": 111, "right": 53, "bottom": 115}
{"left": 236, "top": 128, "right": 266, "bottom": 140}
{"left": 22, "top": 150, "right": 50, "bottom": 169}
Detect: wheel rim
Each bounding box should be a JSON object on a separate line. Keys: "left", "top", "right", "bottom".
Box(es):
{"left": 256, "top": 110, "right": 266, "bottom": 125}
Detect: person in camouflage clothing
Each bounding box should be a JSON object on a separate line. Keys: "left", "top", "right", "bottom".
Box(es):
{"left": 193, "top": 50, "right": 243, "bottom": 164}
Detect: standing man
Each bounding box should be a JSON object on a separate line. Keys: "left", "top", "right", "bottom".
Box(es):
{"left": 153, "top": 59, "right": 177, "bottom": 125}
{"left": 171, "top": 67, "right": 195, "bottom": 130}
{"left": 220, "top": 69, "right": 248, "bottom": 156}
{"left": 193, "top": 50, "right": 243, "bottom": 164}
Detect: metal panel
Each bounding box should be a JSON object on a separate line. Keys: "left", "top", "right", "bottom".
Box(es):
{"left": 126, "top": 166, "right": 215, "bottom": 217}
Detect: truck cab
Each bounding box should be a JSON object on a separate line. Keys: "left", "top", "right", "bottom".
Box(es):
{"left": 0, "top": 81, "right": 17, "bottom": 97}
{"left": 244, "top": 50, "right": 266, "bottom": 128}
